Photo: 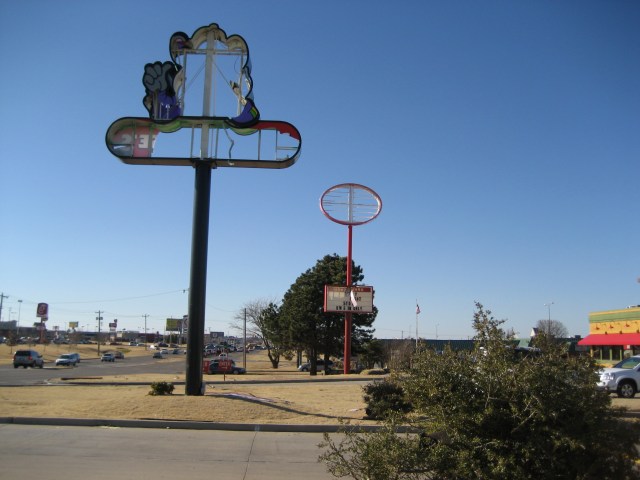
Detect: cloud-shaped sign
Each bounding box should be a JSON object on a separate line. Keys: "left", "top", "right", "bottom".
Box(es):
{"left": 106, "top": 23, "right": 301, "bottom": 168}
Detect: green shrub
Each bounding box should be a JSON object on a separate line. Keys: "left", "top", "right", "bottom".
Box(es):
{"left": 362, "top": 368, "right": 388, "bottom": 375}
{"left": 323, "top": 303, "right": 640, "bottom": 479}
{"left": 148, "top": 381, "right": 174, "bottom": 396}
{"left": 362, "top": 379, "right": 412, "bottom": 419}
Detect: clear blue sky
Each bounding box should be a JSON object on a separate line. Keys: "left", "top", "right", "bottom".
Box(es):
{"left": 1, "top": 1, "right": 638, "bottom": 340}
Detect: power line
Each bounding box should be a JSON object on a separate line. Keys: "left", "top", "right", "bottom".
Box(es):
{"left": 51, "top": 289, "right": 189, "bottom": 305}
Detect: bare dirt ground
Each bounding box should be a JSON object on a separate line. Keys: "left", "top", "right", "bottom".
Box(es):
{"left": 1, "top": 344, "right": 638, "bottom": 424}
{"left": 0, "top": 344, "right": 379, "bottom": 425}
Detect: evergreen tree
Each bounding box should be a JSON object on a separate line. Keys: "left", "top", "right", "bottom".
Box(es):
{"left": 280, "top": 254, "right": 376, "bottom": 375}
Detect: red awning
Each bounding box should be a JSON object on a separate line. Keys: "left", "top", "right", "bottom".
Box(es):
{"left": 578, "top": 333, "right": 640, "bottom": 346}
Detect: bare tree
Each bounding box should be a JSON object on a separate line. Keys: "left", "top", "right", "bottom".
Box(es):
{"left": 231, "top": 298, "right": 283, "bottom": 368}
{"left": 535, "top": 319, "right": 569, "bottom": 338}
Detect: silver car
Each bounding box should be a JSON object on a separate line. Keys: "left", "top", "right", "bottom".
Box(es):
{"left": 68, "top": 352, "right": 81, "bottom": 363}
{"left": 55, "top": 354, "right": 77, "bottom": 367}
{"left": 101, "top": 353, "right": 115, "bottom": 362}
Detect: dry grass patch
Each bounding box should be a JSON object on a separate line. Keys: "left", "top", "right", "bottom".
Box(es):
{"left": 2, "top": 345, "right": 639, "bottom": 422}
{"left": 0, "top": 345, "right": 379, "bottom": 425}
{"left": 0, "top": 382, "right": 373, "bottom": 425}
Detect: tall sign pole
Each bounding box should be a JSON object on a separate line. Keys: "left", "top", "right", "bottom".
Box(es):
{"left": 345, "top": 224, "right": 353, "bottom": 374}
{"left": 184, "top": 27, "right": 216, "bottom": 395}
{"left": 185, "top": 161, "right": 211, "bottom": 394}
{"left": 320, "top": 183, "right": 382, "bottom": 374}
{"left": 106, "top": 23, "right": 301, "bottom": 395}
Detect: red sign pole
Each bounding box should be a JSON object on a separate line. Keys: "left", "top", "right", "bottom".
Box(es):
{"left": 344, "top": 224, "right": 353, "bottom": 374}
{"left": 319, "top": 183, "right": 382, "bottom": 376}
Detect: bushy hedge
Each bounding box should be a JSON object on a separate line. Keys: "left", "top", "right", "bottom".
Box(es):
{"left": 363, "top": 379, "right": 412, "bottom": 419}
{"left": 148, "top": 381, "right": 174, "bottom": 396}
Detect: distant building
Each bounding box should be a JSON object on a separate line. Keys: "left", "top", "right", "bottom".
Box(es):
{"left": 578, "top": 306, "right": 640, "bottom": 363}
{"left": 0, "top": 320, "right": 17, "bottom": 331}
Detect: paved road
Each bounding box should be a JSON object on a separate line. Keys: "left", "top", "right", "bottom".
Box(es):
{"left": 0, "top": 424, "right": 337, "bottom": 479}
{"left": 0, "top": 353, "right": 187, "bottom": 386}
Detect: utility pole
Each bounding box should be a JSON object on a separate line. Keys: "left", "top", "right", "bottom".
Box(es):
{"left": 142, "top": 314, "right": 149, "bottom": 349}
{"left": 95, "top": 311, "right": 103, "bottom": 356}
{"left": 0, "top": 293, "right": 8, "bottom": 322}
{"left": 17, "top": 299, "right": 22, "bottom": 330}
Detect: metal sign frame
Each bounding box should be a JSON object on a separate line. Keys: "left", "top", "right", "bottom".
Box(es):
{"left": 319, "top": 183, "right": 381, "bottom": 374}
{"left": 105, "top": 23, "right": 301, "bottom": 395}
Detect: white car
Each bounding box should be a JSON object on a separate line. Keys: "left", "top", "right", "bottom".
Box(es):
{"left": 55, "top": 354, "right": 77, "bottom": 367}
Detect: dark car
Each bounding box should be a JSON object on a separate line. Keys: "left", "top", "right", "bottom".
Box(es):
{"left": 207, "top": 359, "right": 246, "bottom": 375}
{"left": 13, "top": 350, "right": 44, "bottom": 368}
{"left": 298, "top": 359, "right": 334, "bottom": 372}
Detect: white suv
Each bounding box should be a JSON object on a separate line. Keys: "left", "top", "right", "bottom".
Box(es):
{"left": 597, "top": 356, "right": 640, "bottom": 398}
{"left": 55, "top": 354, "right": 78, "bottom": 367}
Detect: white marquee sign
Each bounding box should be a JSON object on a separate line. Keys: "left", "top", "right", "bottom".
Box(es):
{"left": 324, "top": 285, "right": 374, "bottom": 313}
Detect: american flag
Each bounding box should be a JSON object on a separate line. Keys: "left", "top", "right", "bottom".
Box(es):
{"left": 416, "top": 304, "right": 421, "bottom": 315}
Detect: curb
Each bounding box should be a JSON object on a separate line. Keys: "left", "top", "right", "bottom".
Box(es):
{"left": 0, "top": 416, "right": 391, "bottom": 433}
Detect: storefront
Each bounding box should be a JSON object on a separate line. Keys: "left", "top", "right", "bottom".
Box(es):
{"left": 578, "top": 306, "right": 640, "bottom": 363}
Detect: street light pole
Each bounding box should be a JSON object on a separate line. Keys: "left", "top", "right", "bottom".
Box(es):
{"left": 544, "top": 302, "right": 554, "bottom": 334}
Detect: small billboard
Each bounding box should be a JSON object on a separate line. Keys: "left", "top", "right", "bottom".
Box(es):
{"left": 166, "top": 317, "right": 185, "bottom": 332}
{"left": 36, "top": 303, "right": 48, "bottom": 318}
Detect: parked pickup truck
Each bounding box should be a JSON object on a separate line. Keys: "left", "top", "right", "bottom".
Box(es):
{"left": 597, "top": 356, "right": 640, "bottom": 398}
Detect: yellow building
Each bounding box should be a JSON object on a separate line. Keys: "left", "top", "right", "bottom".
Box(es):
{"left": 578, "top": 306, "right": 640, "bottom": 363}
